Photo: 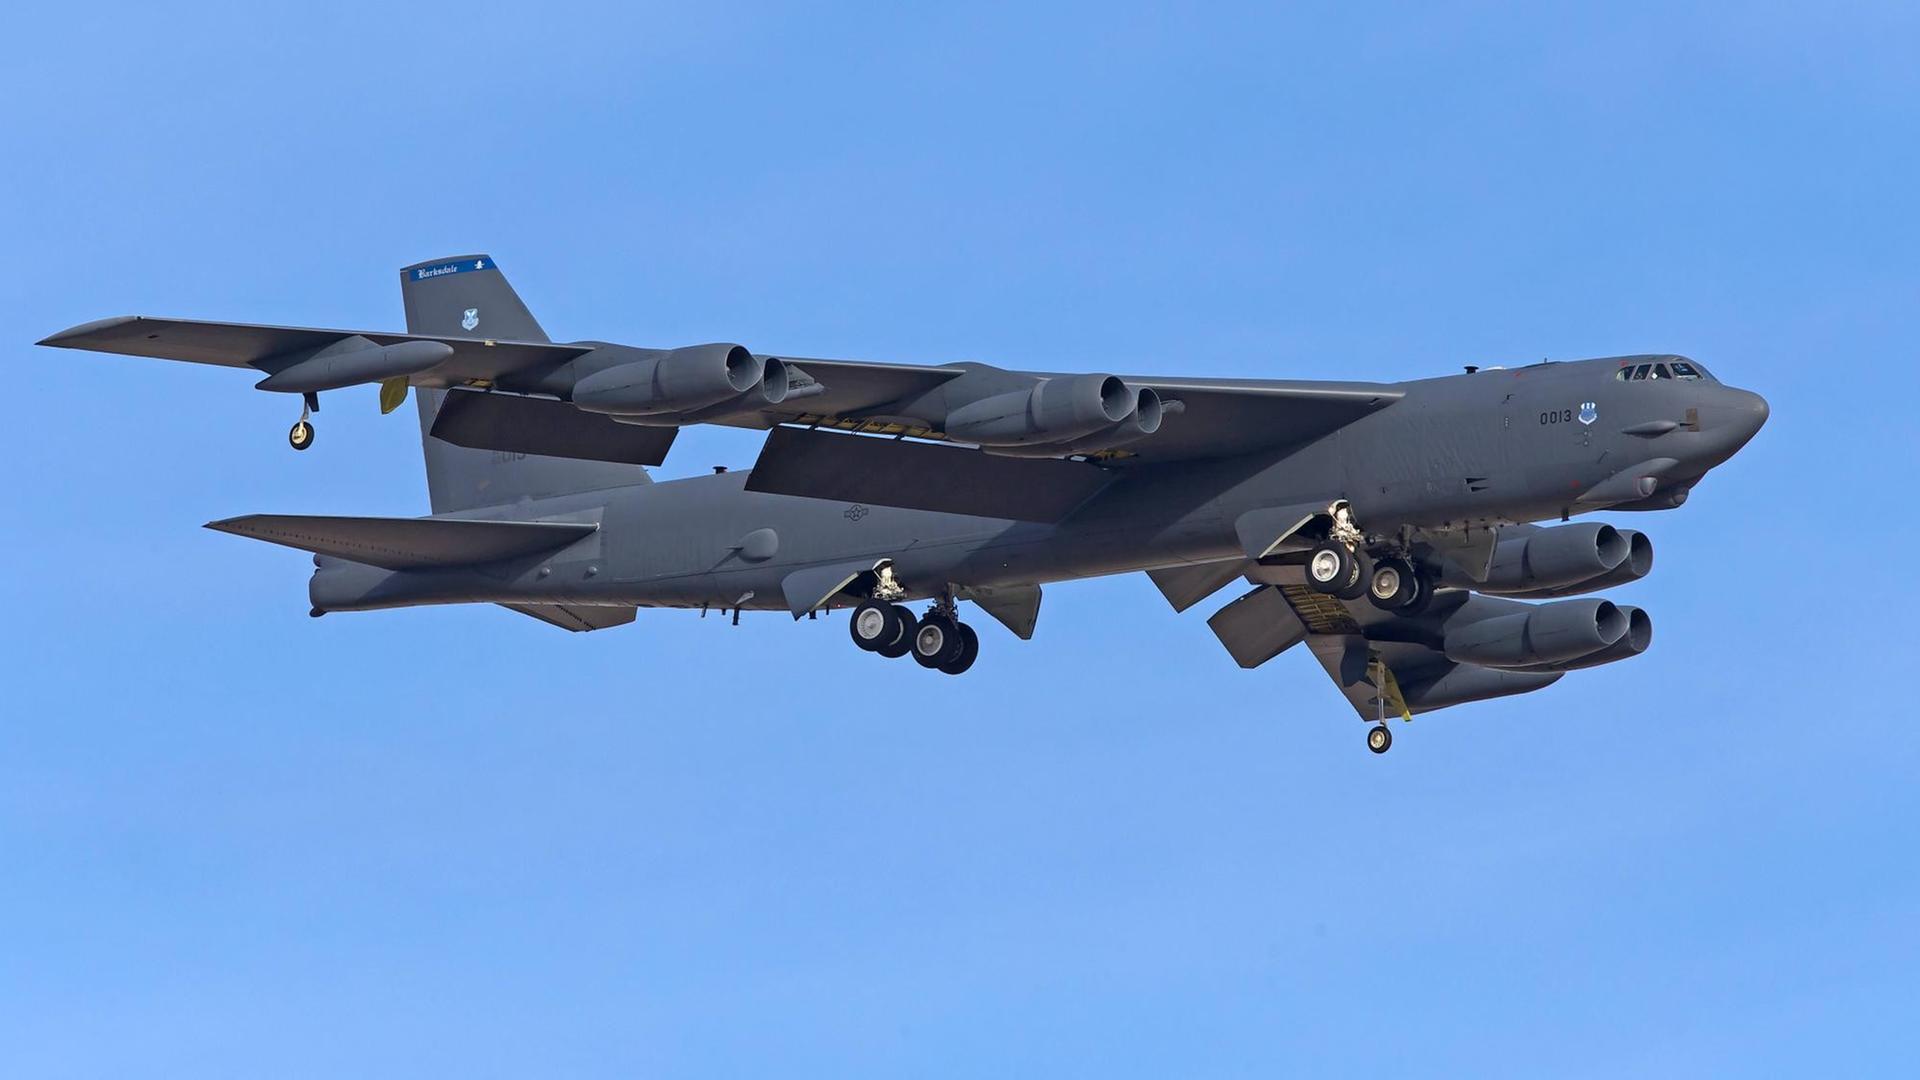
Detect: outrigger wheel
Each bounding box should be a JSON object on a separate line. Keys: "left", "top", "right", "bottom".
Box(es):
{"left": 1367, "top": 724, "right": 1393, "bottom": 754}
{"left": 288, "top": 419, "right": 315, "bottom": 450}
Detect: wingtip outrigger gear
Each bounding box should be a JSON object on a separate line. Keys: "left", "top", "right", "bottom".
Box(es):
{"left": 1365, "top": 653, "right": 1414, "bottom": 755}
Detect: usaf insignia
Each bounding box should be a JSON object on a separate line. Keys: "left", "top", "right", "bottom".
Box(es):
{"left": 461, "top": 308, "right": 480, "bottom": 332}
{"left": 1578, "top": 401, "right": 1597, "bottom": 425}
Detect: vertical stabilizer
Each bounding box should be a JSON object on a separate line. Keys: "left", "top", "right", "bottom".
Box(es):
{"left": 400, "top": 255, "right": 653, "bottom": 513}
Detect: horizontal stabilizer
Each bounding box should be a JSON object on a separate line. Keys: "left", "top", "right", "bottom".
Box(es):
{"left": 746, "top": 426, "right": 1113, "bottom": 522}
{"left": 207, "top": 514, "right": 596, "bottom": 570}
{"left": 430, "top": 388, "right": 678, "bottom": 466}
{"left": 501, "top": 602, "right": 638, "bottom": 632}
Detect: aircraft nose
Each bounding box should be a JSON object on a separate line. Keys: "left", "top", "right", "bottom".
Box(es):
{"left": 1688, "top": 385, "right": 1769, "bottom": 467}
{"left": 1723, "top": 386, "right": 1769, "bottom": 445}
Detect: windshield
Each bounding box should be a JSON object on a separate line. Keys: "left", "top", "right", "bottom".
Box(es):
{"left": 1614, "top": 357, "right": 1714, "bottom": 382}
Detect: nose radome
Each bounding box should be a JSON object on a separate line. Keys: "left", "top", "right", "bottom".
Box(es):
{"left": 1729, "top": 387, "right": 1769, "bottom": 440}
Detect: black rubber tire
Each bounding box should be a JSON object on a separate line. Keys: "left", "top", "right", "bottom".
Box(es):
{"left": 876, "top": 605, "right": 917, "bottom": 658}
{"left": 1367, "top": 724, "right": 1393, "bottom": 754}
{"left": 849, "top": 600, "right": 900, "bottom": 652}
{"left": 1335, "top": 548, "right": 1373, "bottom": 601}
{"left": 1305, "top": 542, "right": 1355, "bottom": 595}
{"left": 1368, "top": 557, "right": 1420, "bottom": 611}
{"left": 938, "top": 623, "right": 979, "bottom": 675}
{"left": 911, "top": 614, "right": 963, "bottom": 668}
{"left": 288, "top": 420, "right": 315, "bottom": 451}
{"left": 1398, "top": 572, "right": 1434, "bottom": 616}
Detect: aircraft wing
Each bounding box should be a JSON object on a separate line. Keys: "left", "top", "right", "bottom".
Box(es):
{"left": 1204, "top": 564, "right": 1575, "bottom": 721}
{"left": 37, "top": 315, "right": 590, "bottom": 386}
{"left": 762, "top": 367, "right": 1402, "bottom": 464}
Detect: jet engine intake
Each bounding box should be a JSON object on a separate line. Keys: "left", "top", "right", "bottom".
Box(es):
{"left": 1443, "top": 597, "right": 1630, "bottom": 669}
{"left": 1509, "top": 605, "right": 1653, "bottom": 672}
{"left": 570, "top": 343, "right": 788, "bottom": 421}
{"left": 1501, "top": 529, "right": 1654, "bottom": 599}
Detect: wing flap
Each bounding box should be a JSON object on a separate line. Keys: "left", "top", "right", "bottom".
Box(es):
{"left": 430, "top": 388, "right": 678, "bottom": 466}
{"left": 206, "top": 514, "right": 596, "bottom": 570}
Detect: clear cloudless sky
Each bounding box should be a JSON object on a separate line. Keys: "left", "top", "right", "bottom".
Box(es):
{"left": 2, "top": 2, "right": 1916, "bottom": 1076}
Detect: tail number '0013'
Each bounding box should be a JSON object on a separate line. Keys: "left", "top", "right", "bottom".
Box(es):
{"left": 1540, "top": 409, "right": 1575, "bottom": 425}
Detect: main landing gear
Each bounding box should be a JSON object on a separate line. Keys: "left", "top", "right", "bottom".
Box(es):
{"left": 848, "top": 597, "right": 978, "bottom": 675}
{"left": 288, "top": 392, "right": 319, "bottom": 451}
{"left": 1303, "top": 503, "right": 1430, "bottom": 614}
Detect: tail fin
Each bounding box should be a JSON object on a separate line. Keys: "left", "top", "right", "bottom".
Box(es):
{"left": 400, "top": 255, "right": 654, "bottom": 513}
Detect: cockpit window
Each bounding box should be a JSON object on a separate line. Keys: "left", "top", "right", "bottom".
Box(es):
{"left": 1615, "top": 357, "right": 1714, "bottom": 382}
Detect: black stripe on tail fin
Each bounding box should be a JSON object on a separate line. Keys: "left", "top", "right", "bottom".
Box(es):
{"left": 400, "top": 255, "right": 655, "bottom": 512}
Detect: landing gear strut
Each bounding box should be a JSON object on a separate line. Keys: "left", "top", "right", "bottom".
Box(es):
{"left": 288, "top": 392, "right": 319, "bottom": 451}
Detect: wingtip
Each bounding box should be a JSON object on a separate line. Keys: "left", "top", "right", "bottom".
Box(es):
{"left": 37, "top": 315, "right": 141, "bottom": 347}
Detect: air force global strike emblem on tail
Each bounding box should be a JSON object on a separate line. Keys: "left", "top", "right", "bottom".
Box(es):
{"left": 33, "top": 254, "right": 1770, "bottom": 754}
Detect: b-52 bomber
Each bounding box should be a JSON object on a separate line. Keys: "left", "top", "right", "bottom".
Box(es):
{"left": 39, "top": 255, "right": 1768, "bottom": 751}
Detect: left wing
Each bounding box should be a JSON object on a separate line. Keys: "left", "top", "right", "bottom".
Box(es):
{"left": 39, "top": 315, "right": 588, "bottom": 387}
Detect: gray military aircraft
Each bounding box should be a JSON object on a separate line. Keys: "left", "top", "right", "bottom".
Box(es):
{"left": 40, "top": 255, "right": 1767, "bottom": 751}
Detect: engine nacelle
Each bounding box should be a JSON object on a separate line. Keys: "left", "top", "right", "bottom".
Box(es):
{"left": 1401, "top": 665, "right": 1564, "bottom": 711}
{"left": 570, "top": 343, "right": 788, "bottom": 421}
{"left": 988, "top": 386, "right": 1165, "bottom": 457}
{"left": 1504, "top": 529, "right": 1654, "bottom": 599}
{"left": 1443, "top": 597, "right": 1630, "bottom": 669}
{"left": 1462, "top": 523, "right": 1632, "bottom": 594}
{"left": 1510, "top": 606, "right": 1652, "bottom": 672}
{"left": 944, "top": 374, "right": 1145, "bottom": 450}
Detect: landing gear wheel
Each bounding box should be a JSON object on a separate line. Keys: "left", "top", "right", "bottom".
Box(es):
{"left": 876, "top": 604, "right": 917, "bottom": 658}
{"left": 937, "top": 622, "right": 979, "bottom": 675}
{"left": 288, "top": 419, "right": 315, "bottom": 451}
{"left": 1367, "top": 724, "right": 1393, "bottom": 754}
{"left": 849, "top": 600, "right": 904, "bottom": 653}
{"left": 1368, "top": 557, "right": 1422, "bottom": 611}
{"left": 911, "top": 614, "right": 964, "bottom": 669}
{"left": 1335, "top": 548, "right": 1373, "bottom": 601}
{"left": 1306, "top": 541, "right": 1358, "bottom": 595}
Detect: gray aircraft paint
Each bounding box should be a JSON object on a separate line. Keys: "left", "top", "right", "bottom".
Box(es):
{"left": 39, "top": 254, "right": 1769, "bottom": 743}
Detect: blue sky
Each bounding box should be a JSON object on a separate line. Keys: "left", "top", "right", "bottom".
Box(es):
{"left": 2, "top": 2, "right": 1916, "bottom": 1075}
